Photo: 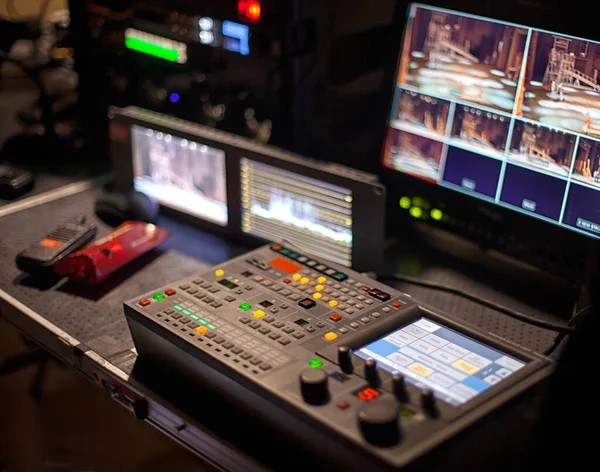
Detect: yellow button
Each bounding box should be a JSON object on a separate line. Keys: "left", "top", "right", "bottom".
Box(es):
{"left": 318, "top": 276, "right": 327, "bottom": 284}
{"left": 329, "top": 300, "right": 338, "bottom": 307}
{"left": 195, "top": 326, "right": 209, "bottom": 334}
{"left": 253, "top": 310, "right": 266, "bottom": 318}
{"left": 215, "top": 269, "right": 224, "bottom": 277}
{"left": 324, "top": 332, "right": 338, "bottom": 341}
{"left": 315, "top": 285, "right": 324, "bottom": 291}
{"left": 313, "top": 292, "right": 322, "bottom": 300}
{"left": 300, "top": 277, "right": 309, "bottom": 284}
{"left": 293, "top": 274, "right": 302, "bottom": 281}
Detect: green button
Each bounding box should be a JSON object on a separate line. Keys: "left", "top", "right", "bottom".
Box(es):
{"left": 239, "top": 303, "right": 251, "bottom": 311}
{"left": 280, "top": 248, "right": 291, "bottom": 255}
{"left": 199, "top": 319, "right": 207, "bottom": 325}
{"left": 182, "top": 310, "right": 191, "bottom": 315}
{"left": 174, "top": 305, "right": 183, "bottom": 311}
{"left": 207, "top": 324, "right": 216, "bottom": 330}
{"left": 190, "top": 314, "right": 200, "bottom": 321}
{"left": 309, "top": 358, "right": 323, "bottom": 369}
{"left": 153, "top": 293, "right": 165, "bottom": 301}
{"left": 288, "top": 251, "right": 299, "bottom": 259}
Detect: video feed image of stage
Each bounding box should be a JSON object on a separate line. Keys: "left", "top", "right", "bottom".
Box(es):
{"left": 520, "top": 32, "right": 600, "bottom": 136}
{"left": 390, "top": 89, "right": 450, "bottom": 140}
{"left": 384, "top": 128, "right": 444, "bottom": 183}
{"left": 240, "top": 158, "right": 353, "bottom": 266}
{"left": 572, "top": 137, "right": 600, "bottom": 188}
{"left": 132, "top": 126, "right": 228, "bottom": 225}
{"left": 449, "top": 105, "right": 510, "bottom": 159}
{"left": 507, "top": 120, "right": 575, "bottom": 176}
{"left": 398, "top": 6, "right": 528, "bottom": 112}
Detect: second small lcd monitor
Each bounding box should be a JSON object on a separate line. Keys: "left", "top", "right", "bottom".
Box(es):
{"left": 110, "top": 107, "right": 385, "bottom": 272}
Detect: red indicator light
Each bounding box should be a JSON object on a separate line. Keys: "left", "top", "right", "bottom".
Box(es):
{"left": 355, "top": 387, "right": 380, "bottom": 402}
{"left": 239, "top": 1, "right": 261, "bottom": 22}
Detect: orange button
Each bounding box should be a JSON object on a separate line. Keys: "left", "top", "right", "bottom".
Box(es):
{"left": 268, "top": 257, "right": 302, "bottom": 274}
{"left": 165, "top": 288, "right": 176, "bottom": 296}
{"left": 329, "top": 314, "right": 342, "bottom": 322}
{"left": 392, "top": 301, "right": 402, "bottom": 308}
{"left": 195, "top": 326, "right": 209, "bottom": 334}
{"left": 324, "top": 332, "right": 338, "bottom": 341}
{"left": 283, "top": 278, "right": 291, "bottom": 284}
{"left": 138, "top": 299, "right": 151, "bottom": 307}
{"left": 40, "top": 238, "right": 61, "bottom": 248}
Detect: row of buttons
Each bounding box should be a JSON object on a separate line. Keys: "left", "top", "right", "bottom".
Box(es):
{"left": 138, "top": 288, "right": 177, "bottom": 307}
{"left": 270, "top": 244, "right": 348, "bottom": 281}
{"left": 239, "top": 317, "right": 295, "bottom": 345}
{"left": 159, "top": 308, "right": 277, "bottom": 373}
{"left": 332, "top": 300, "right": 404, "bottom": 335}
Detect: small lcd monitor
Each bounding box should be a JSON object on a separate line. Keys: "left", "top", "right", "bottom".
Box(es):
{"left": 240, "top": 158, "right": 354, "bottom": 266}
{"left": 356, "top": 317, "right": 526, "bottom": 406}
{"left": 384, "top": 2, "right": 600, "bottom": 239}
{"left": 131, "top": 125, "right": 228, "bottom": 226}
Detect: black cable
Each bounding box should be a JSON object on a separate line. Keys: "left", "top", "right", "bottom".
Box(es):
{"left": 542, "top": 305, "right": 591, "bottom": 356}
{"left": 377, "top": 273, "right": 576, "bottom": 335}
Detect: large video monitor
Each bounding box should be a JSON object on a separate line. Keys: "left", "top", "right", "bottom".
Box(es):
{"left": 384, "top": 2, "right": 600, "bottom": 240}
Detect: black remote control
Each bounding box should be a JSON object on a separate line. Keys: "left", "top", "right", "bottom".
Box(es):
{"left": 15, "top": 216, "right": 98, "bottom": 276}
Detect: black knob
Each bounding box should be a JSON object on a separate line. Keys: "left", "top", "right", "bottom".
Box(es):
{"left": 300, "top": 368, "right": 330, "bottom": 405}
{"left": 364, "top": 359, "right": 380, "bottom": 388}
{"left": 421, "top": 389, "right": 439, "bottom": 418}
{"left": 392, "top": 374, "right": 409, "bottom": 403}
{"left": 358, "top": 397, "right": 401, "bottom": 447}
{"left": 338, "top": 346, "right": 354, "bottom": 374}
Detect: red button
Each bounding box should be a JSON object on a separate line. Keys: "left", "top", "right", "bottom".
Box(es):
{"left": 362, "top": 286, "right": 370, "bottom": 292}
{"left": 392, "top": 301, "right": 402, "bottom": 308}
{"left": 271, "top": 244, "right": 282, "bottom": 251}
{"left": 283, "top": 278, "right": 291, "bottom": 284}
{"left": 329, "top": 314, "right": 342, "bottom": 322}
{"left": 139, "top": 299, "right": 151, "bottom": 307}
{"left": 165, "top": 288, "right": 176, "bottom": 296}
{"left": 336, "top": 400, "right": 350, "bottom": 410}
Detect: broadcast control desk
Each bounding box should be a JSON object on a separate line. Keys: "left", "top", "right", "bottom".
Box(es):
{"left": 0, "top": 183, "right": 566, "bottom": 471}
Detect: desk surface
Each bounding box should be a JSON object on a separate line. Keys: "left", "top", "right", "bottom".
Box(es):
{"left": 0, "top": 183, "right": 567, "bottom": 471}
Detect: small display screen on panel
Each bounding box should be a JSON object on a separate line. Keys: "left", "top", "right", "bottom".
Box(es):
{"left": 240, "top": 158, "right": 354, "bottom": 266}
{"left": 385, "top": 3, "right": 600, "bottom": 239}
{"left": 356, "top": 318, "right": 526, "bottom": 406}
{"left": 132, "top": 125, "right": 228, "bottom": 226}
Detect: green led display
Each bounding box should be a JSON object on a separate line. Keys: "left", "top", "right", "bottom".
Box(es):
{"left": 190, "top": 314, "right": 200, "bottom": 321}
{"left": 174, "top": 305, "right": 183, "bottom": 311}
{"left": 239, "top": 303, "right": 252, "bottom": 311}
{"left": 431, "top": 208, "right": 443, "bottom": 221}
{"left": 309, "top": 359, "right": 323, "bottom": 369}
{"left": 409, "top": 206, "right": 423, "bottom": 218}
{"left": 182, "top": 309, "right": 191, "bottom": 315}
{"left": 199, "top": 319, "right": 208, "bottom": 325}
{"left": 125, "top": 37, "right": 180, "bottom": 63}
{"left": 207, "top": 324, "right": 216, "bottom": 330}
{"left": 153, "top": 293, "right": 165, "bottom": 301}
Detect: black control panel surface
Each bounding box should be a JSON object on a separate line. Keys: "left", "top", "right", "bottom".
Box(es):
{"left": 124, "top": 243, "right": 554, "bottom": 468}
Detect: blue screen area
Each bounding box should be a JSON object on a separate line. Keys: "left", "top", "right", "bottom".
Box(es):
{"left": 222, "top": 21, "right": 250, "bottom": 56}
{"left": 356, "top": 318, "right": 526, "bottom": 406}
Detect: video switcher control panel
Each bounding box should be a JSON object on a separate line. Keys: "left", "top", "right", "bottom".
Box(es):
{"left": 124, "top": 244, "right": 554, "bottom": 468}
